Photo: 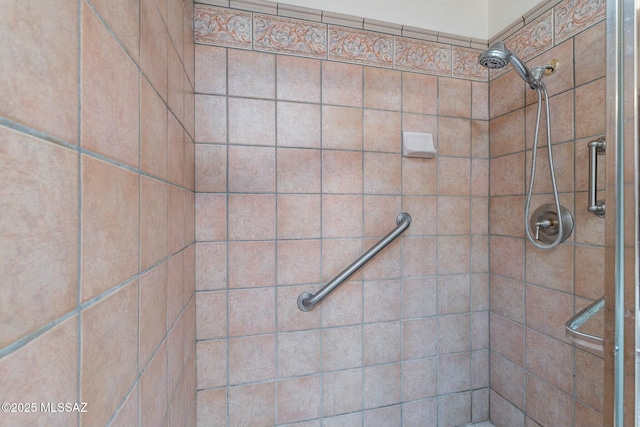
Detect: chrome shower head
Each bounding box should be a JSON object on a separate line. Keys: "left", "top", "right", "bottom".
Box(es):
{"left": 478, "top": 41, "right": 510, "bottom": 69}
{"left": 479, "top": 41, "right": 536, "bottom": 88}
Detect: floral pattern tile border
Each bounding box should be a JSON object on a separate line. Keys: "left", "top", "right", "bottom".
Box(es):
{"left": 453, "top": 47, "right": 488, "bottom": 80}
{"left": 194, "top": 4, "right": 252, "bottom": 49}
{"left": 491, "top": 0, "right": 603, "bottom": 80}
{"left": 328, "top": 26, "right": 394, "bottom": 68}
{"left": 505, "top": 10, "right": 554, "bottom": 64}
{"left": 394, "top": 37, "right": 451, "bottom": 76}
{"left": 254, "top": 14, "right": 327, "bottom": 58}
{"left": 192, "top": 2, "right": 482, "bottom": 80}
{"left": 193, "top": 0, "right": 605, "bottom": 82}
{"left": 555, "top": 0, "right": 605, "bottom": 44}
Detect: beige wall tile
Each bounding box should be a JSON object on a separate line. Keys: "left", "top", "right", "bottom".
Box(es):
{"left": 139, "top": 263, "right": 168, "bottom": 367}
{"left": 439, "top": 77, "right": 471, "bottom": 118}
{"left": 228, "top": 194, "right": 275, "bottom": 240}
{"left": 0, "top": 0, "right": 78, "bottom": 144}
{"left": 575, "top": 77, "right": 606, "bottom": 139}
{"left": 364, "top": 67, "right": 401, "bottom": 111}
{"left": 439, "top": 117, "right": 471, "bottom": 157}
{"left": 276, "top": 239, "right": 321, "bottom": 285}
{"left": 363, "top": 364, "right": 401, "bottom": 409}
{"left": 0, "top": 317, "right": 77, "bottom": 427}
{"left": 277, "top": 330, "right": 321, "bottom": 377}
{"left": 363, "top": 280, "right": 402, "bottom": 322}
{"left": 141, "top": 78, "right": 168, "bottom": 179}
{"left": 228, "top": 241, "right": 276, "bottom": 288}
{"left": 81, "top": 156, "right": 139, "bottom": 301}
{"left": 195, "top": 45, "right": 227, "bottom": 95}
{"left": 525, "top": 285, "right": 573, "bottom": 341}
{"left": 490, "top": 70, "right": 525, "bottom": 119}
{"left": 322, "top": 369, "right": 363, "bottom": 416}
{"left": 575, "top": 21, "right": 605, "bottom": 86}
{"left": 140, "top": 177, "right": 168, "bottom": 270}
{"left": 228, "top": 288, "right": 275, "bottom": 336}
{"left": 277, "top": 102, "right": 321, "bottom": 148}
{"left": 525, "top": 374, "right": 573, "bottom": 427}
{"left": 363, "top": 321, "right": 401, "bottom": 365}
{"left": 278, "top": 376, "right": 322, "bottom": 424}
{"left": 195, "top": 291, "right": 226, "bottom": 340}
{"left": 140, "top": 342, "right": 168, "bottom": 427}
{"left": 402, "top": 73, "right": 438, "bottom": 115}
{"left": 228, "top": 49, "right": 275, "bottom": 98}
{"left": 228, "top": 97, "right": 276, "bottom": 145}
{"left": 229, "top": 335, "right": 276, "bottom": 384}
{"left": 141, "top": 0, "right": 167, "bottom": 100}
{"left": 228, "top": 145, "right": 275, "bottom": 192}
{"left": 81, "top": 281, "right": 138, "bottom": 427}
{"left": 490, "top": 352, "right": 525, "bottom": 410}
{"left": 195, "top": 95, "right": 227, "bottom": 143}
{"left": 363, "top": 109, "right": 402, "bottom": 152}
{"left": 322, "top": 106, "right": 363, "bottom": 150}
{"left": 0, "top": 129, "right": 78, "bottom": 347}
{"left": 277, "top": 56, "right": 321, "bottom": 103}
{"left": 82, "top": 3, "right": 139, "bottom": 167}
{"left": 525, "top": 329, "right": 573, "bottom": 394}
{"left": 322, "top": 61, "right": 363, "bottom": 107}
{"left": 490, "top": 313, "right": 524, "bottom": 366}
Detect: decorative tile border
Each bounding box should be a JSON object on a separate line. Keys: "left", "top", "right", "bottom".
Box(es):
{"left": 328, "top": 26, "right": 394, "bottom": 68}
{"left": 194, "top": 4, "right": 252, "bottom": 49}
{"left": 193, "top": 2, "right": 483, "bottom": 80}
{"left": 555, "top": 0, "right": 605, "bottom": 43}
{"left": 505, "top": 9, "right": 554, "bottom": 63}
{"left": 394, "top": 37, "right": 451, "bottom": 76}
{"left": 489, "top": 0, "right": 603, "bottom": 80}
{"left": 453, "top": 47, "right": 489, "bottom": 80}
{"left": 192, "top": 0, "right": 605, "bottom": 82}
{"left": 254, "top": 14, "right": 326, "bottom": 58}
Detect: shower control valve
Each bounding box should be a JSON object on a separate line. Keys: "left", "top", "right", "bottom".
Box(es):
{"left": 534, "top": 218, "right": 557, "bottom": 241}
{"left": 529, "top": 203, "right": 574, "bottom": 244}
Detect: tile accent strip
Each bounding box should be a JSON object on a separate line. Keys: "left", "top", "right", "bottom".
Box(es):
{"left": 328, "top": 26, "right": 394, "bottom": 68}
{"left": 193, "top": 0, "right": 605, "bottom": 82}
{"left": 194, "top": 4, "right": 252, "bottom": 49}
{"left": 554, "top": 0, "right": 605, "bottom": 43}
{"left": 491, "top": 0, "right": 603, "bottom": 80}
{"left": 453, "top": 47, "right": 489, "bottom": 80}
{"left": 394, "top": 37, "right": 452, "bottom": 76}
{"left": 254, "top": 14, "right": 327, "bottom": 58}
{"left": 505, "top": 9, "right": 554, "bottom": 63}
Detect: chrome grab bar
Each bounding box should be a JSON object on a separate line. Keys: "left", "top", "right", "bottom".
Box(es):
{"left": 297, "top": 212, "right": 412, "bottom": 312}
{"left": 587, "top": 137, "right": 606, "bottom": 217}
{"left": 565, "top": 296, "right": 604, "bottom": 353}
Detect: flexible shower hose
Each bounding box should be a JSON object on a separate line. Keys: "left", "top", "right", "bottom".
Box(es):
{"left": 524, "top": 82, "right": 564, "bottom": 249}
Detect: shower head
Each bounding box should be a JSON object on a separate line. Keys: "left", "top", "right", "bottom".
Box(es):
{"left": 479, "top": 41, "right": 536, "bottom": 88}
{"left": 478, "top": 41, "right": 510, "bottom": 69}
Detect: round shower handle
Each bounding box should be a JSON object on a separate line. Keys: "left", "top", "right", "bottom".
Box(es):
{"left": 530, "top": 204, "right": 573, "bottom": 244}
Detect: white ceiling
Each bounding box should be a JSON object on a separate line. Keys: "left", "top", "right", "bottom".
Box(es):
{"left": 264, "top": 0, "right": 545, "bottom": 40}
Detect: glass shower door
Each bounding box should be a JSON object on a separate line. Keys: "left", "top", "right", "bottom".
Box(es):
{"left": 603, "top": 0, "right": 638, "bottom": 425}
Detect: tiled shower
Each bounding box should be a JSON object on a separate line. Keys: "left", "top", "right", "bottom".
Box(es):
{"left": 0, "top": 0, "right": 605, "bottom": 426}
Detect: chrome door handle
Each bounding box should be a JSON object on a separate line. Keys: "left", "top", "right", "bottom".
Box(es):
{"left": 587, "top": 137, "right": 605, "bottom": 217}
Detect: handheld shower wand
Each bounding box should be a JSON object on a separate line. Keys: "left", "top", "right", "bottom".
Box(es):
{"left": 478, "top": 41, "right": 538, "bottom": 89}
{"left": 479, "top": 41, "right": 572, "bottom": 249}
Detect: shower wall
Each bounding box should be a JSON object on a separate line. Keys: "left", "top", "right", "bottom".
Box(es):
{"left": 193, "top": 3, "right": 491, "bottom": 426}
{"left": 0, "top": 0, "right": 196, "bottom": 425}
{"left": 487, "top": 1, "right": 606, "bottom": 426}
